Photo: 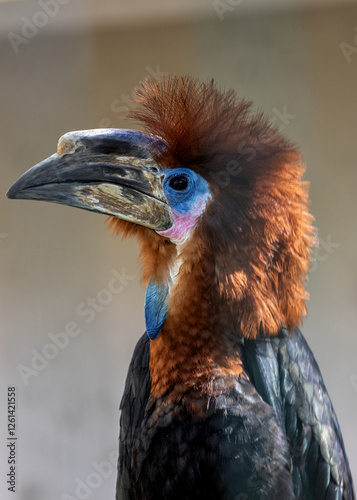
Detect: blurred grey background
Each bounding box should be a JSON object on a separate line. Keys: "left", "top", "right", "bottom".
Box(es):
{"left": 1, "top": 1, "right": 356, "bottom": 499}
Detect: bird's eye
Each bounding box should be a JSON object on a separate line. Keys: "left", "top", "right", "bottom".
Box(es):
{"left": 162, "top": 168, "right": 210, "bottom": 215}
{"left": 169, "top": 175, "right": 189, "bottom": 191}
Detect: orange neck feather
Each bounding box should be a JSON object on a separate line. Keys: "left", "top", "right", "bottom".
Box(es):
{"left": 108, "top": 75, "right": 316, "bottom": 400}
{"left": 149, "top": 233, "right": 246, "bottom": 401}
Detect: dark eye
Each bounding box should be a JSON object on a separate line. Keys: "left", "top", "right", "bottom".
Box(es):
{"left": 169, "top": 175, "right": 189, "bottom": 191}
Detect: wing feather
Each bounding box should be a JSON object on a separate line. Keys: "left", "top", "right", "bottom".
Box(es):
{"left": 245, "top": 328, "right": 355, "bottom": 500}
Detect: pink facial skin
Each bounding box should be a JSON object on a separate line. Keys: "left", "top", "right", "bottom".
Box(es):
{"left": 157, "top": 192, "right": 210, "bottom": 246}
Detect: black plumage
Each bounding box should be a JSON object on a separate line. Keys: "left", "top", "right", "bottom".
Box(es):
{"left": 117, "top": 335, "right": 294, "bottom": 500}
{"left": 117, "top": 329, "right": 354, "bottom": 500}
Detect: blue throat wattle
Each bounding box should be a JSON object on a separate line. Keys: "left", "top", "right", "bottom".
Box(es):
{"left": 144, "top": 278, "right": 169, "bottom": 340}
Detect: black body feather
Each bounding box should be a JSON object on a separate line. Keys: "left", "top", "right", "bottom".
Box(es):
{"left": 116, "top": 330, "right": 354, "bottom": 500}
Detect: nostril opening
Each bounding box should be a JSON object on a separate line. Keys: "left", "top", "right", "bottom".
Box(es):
{"left": 147, "top": 165, "right": 161, "bottom": 174}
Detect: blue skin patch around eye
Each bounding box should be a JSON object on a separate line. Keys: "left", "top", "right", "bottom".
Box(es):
{"left": 162, "top": 168, "right": 210, "bottom": 215}
{"left": 144, "top": 278, "right": 169, "bottom": 340}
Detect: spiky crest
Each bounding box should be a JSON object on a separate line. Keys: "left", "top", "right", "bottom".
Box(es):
{"left": 109, "top": 75, "right": 315, "bottom": 341}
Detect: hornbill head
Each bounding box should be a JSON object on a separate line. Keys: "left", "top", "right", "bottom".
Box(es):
{"left": 7, "top": 76, "right": 315, "bottom": 355}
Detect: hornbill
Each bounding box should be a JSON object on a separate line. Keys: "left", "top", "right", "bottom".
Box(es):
{"left": 7, "top": 76, "right": 355, "bottom": 500}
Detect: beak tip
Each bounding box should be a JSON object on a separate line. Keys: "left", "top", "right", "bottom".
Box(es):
{"left": 6, "top": 185, "right": 18, "bottom": 199}
{"left": 7, "top": 175, "right": 27, "bottom": 199}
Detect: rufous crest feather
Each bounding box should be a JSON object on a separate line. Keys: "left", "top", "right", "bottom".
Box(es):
{"left": 109, "top": 75, "right": 316, "bottom": 339}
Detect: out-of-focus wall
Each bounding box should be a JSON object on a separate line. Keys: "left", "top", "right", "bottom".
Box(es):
{"left": 1, "top": 3, "right": 356, "bottom": 499}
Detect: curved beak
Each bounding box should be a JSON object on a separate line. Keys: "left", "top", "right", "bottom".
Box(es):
{"left": 7, "top": 128, "right": 173, "bottom": 231}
